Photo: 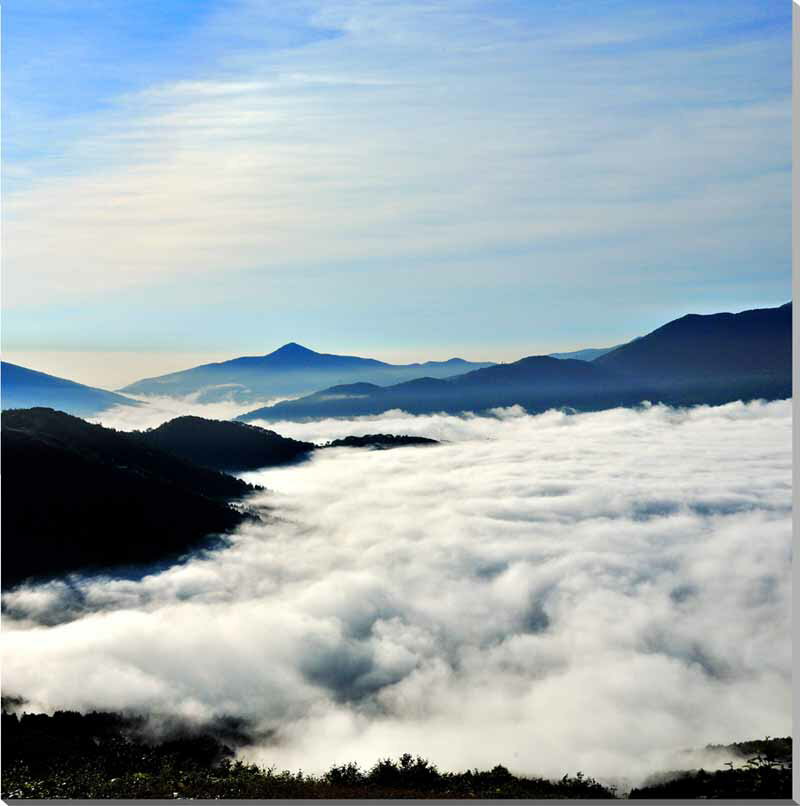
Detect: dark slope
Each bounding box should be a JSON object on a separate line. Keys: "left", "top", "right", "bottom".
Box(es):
{"left": 629, "top": 736, "right": 791, "bottom": 799}
{"left": 1, "top": 362, "right": 139, "bottom": 417}
{"left": 119, "top": 343, "right": 494, "bottom": 403}
{"left": 1, "top": 409, "right": 260, "bottom": 588}
{"left": 238, "top": 304, "right": 792, "bottom": 422}
{"left": 595, "top": 302, "right": 791, "bottom": 382}
{"left": 137, "top": 416, "right": 314, "bottom": 471}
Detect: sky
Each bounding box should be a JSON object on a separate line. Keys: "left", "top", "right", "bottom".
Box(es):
{"left": 1, "top": 0, "right": 792, "bottom": 385}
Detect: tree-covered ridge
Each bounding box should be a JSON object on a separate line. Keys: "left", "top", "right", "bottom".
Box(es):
{"left": 0, "top": 709, "right": 613, "bottom": 799}
{"left": 321, "top": 433, "right": 439, "bottom": 449}
{"left": 136, "top": 415, "right": 315, "bottom": 471}
{"left": 628, "top": 737, "right": 792, "bottom": 799}
{"left": 1, "top": 408, "right": 261, "bottom": 588}
{"left": 1, "top": 708, "right": 791, "bottom": 799}
{"left": 136, "top": 417, "right": 439, "bottom": 471}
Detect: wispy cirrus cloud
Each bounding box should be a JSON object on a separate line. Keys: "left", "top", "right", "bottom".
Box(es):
{"left": 2, "top": 1, "right": 790, "bottom": 355}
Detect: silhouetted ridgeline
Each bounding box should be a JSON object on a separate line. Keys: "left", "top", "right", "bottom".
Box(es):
{"left": 238, "top": 303, "right": 791, "bottom": 422}
{"left": 135, "top": 417, "right": 438, "bottom": 471}
{"left": 136, "top": 415, "right": 315, "bottom": 471}
{"left": 594, "top": 303, "right": 791, "bottom": 381}
{"left": 321, "top": 433, "right": 439, "bottom": 449}
{"left": 0, "top": 707, "right": 790, "bottom": 799}
{"left": 1, "top": 408, "right": 261, "bottom": 588}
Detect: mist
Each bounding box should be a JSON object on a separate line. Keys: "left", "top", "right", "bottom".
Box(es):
{"left": 2, "top": 399, "right": 791, "bottom": 785}
{"left": 91, "top": 393, "right": 297, "bottom": 432}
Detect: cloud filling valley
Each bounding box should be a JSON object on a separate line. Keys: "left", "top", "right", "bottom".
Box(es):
{"left": 2, "top": 399, "right": 791, "bottom": 784}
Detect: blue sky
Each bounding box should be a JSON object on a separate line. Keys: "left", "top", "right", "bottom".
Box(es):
{"left": 2, "top": 0, "right": 792, "bottom": 374}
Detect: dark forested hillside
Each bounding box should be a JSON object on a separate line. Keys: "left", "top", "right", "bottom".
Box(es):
{"left": 322, "top": 434, "right": 439, "bottom": 449}
{"left": 137, "top": 416, "right": 314, "bottom": 471}
{"left": 1, "top": 409, "right": 261, "bottom": 587}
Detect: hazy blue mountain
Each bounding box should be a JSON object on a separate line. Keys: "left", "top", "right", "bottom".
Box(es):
{"left": 548, "top": 345, "right": 619, "bottom": 361}
{"left": 1, "top": 362, "right": 139, "bottom": 417}
{"left": 238, "top": 356, "right": 625, "bottom": 421}
{"left": 118, "top": 343, "right": 495, "bottom": 403}
{"left": 2, "top": 408, "right": 259, "bottom": 587}
{"left": 238, "top": 303, "right": 792, "bottom": 422}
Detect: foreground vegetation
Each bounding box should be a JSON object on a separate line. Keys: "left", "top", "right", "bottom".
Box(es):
{"left": 0, "top": 709, "right": 791, "bottom": 799}
{"left": 628, "top": 738, "right": 792, "bottom": 799}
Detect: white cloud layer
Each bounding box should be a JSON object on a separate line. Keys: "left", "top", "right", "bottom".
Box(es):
{"left": 2, "top": 399, "right": 791, "bottom": 786}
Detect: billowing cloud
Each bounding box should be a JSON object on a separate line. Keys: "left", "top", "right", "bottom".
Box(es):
{"left": 2, "top": 399, "right": 791, "bottom": 786}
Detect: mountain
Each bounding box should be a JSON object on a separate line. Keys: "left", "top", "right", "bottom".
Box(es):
{"left": 1, "top": 362, "right": 139, "bottom": 416}
{"left": 594, "top": 302, "right": 791, "bottom": 382}
{"left": 1, "top": 408, "right": 260, "bottom": 587}
{"left": 238, "top": 356, "right": 626, "bottom": 421}
{"left": 548, "top": 345, "right": 619, "bottom": 361}
{"left": 118, "top": 343, "right": 495, "bottom": 403}
{"left": 238, "top": 303, "right": 792, "bottom": 422}
{"left": 136, "top": 416, "right": 315, "bottom": 471}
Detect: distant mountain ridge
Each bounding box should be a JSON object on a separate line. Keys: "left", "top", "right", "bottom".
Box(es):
{"left": 594, "top": 302, "right": 792, "bottom": 380}
{"left": 238, "top": 303, "right": 792, "bottom": 422}
{"left": 118, "top": 344, "right": 495, "bottom": 403}
{"left": 1, "top": 362, "right": 139, "bottom": 417}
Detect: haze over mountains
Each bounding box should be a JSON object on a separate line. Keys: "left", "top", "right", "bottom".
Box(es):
{"left": 118, "top": 343, "right": 495, "bottom": 403}
{"left": 239, "top": 303, "right": 792, "bottom": 422}
{"left": 1, "top": 362, "right": 139, "bottom": 416}
{"left": 547, "top": 345, "right": 620, "bottom": 361}
{"left": 1, "top": 303, "right": 791, "bottom": 422}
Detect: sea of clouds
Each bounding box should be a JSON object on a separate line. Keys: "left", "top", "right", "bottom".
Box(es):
{"left": 2, "top": 399, "right": 791, "bottom": 785}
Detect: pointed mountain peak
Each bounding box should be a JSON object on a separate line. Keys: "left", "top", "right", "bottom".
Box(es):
{"left": 270, "top": 342, "right": 317, "bottom": 356}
